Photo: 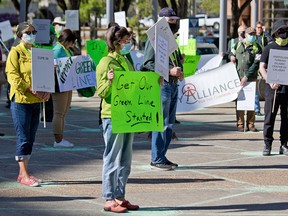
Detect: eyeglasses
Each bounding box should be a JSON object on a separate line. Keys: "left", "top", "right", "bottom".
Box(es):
{"left": 24, "top": 30, "right": 37, "bottom": 35}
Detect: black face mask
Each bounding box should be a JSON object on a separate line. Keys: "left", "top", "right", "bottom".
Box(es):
{"left": 169, "top": 23, "right": 179, "bottom": 34}
{"left": 278, "top": 31, "right": 288, "bottom": 39}
{"left": 240, "top": 31, "right": 245, "bottom": 38}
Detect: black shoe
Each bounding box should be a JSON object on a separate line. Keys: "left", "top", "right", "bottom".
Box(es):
{"left": 175, "top": 119, "right": 180, "bottom": 124}
{"left": 247, "top": 126, "right": 259, "bottom": 132}
{"left": 262, "top": 146, "right": 271, "bottom": 156}
{"left": 279, "top": 145, "right": 288, "bottom": 155}
{"left": 150, "top": 162, "right": 174, "bottom": 171}
{"left": 166, "top": 160, "right": 178, "bottom": 167}
{"left": 0, "top": 133, "right": 4, "bottom": 136}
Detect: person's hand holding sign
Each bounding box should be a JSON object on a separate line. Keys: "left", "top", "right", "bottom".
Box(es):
{"left": 270, "top": 83, "right": 280, "bottom": 90}
{"left": 107, "top": 69, "right": 114, "bottom": 83}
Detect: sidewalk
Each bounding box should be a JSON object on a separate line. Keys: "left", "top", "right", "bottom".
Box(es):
{"left": 0, "top": 91, "right": 288, "bottom": 216}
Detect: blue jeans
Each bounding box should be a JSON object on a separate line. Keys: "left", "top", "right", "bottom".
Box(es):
{"left": 255, "top": 89, "right": 261, "bottom": 113}
{"left": 151, "top": 81, "right": 178, "bottom": 163}
{"left": 10, "top": 101, "right": 40, "bottom": 161}
{"left": 101, "top": 118, "right": 134, "bottom": 200}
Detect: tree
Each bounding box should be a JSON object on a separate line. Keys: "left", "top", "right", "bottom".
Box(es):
{"left": 231, "top": 0, "right": 252, "bottom": 38}
{"left": 114, "top": 0, "right": 133, "bottom": 13}
{"left": 200, "top": 0, "right": 220, "bottom": 16}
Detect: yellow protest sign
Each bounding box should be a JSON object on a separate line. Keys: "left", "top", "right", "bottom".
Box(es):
{"left": 111, "top": 71, "right": 164, "bottom": 133}
{"left": 177, "top": 38, "right": 196, "bottom": 56}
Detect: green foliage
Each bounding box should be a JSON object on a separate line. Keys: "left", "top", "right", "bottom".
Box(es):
{"left": 79, "top": 0, "right": 106, "bottom": 24}
{"left": 200, "top": 0, "right": 220, "bottom": 16}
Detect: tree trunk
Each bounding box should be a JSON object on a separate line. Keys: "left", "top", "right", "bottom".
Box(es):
{"left": 11, "top": 0, "right": 32, "bottom": 14}
{"left": 55, "top": 0, "right": 67, "bottom": 13}
{"left": 158, "top": 0, "right": 168, "bottom": 8}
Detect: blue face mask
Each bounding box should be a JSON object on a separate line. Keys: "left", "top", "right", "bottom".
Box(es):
{"left": 247, "top": 35, "right": 256, "bottom": 43}
{"left": 22, "top": 33, "right": 36, "bottom": 44}
{"left": 120, "top": 43, "right": 132, "bottom": 55}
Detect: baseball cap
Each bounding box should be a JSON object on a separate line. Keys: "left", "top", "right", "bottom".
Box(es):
{"left": 245, "top": 27, "right": 256, "bottom": 34}
{"left": 52, "top": 17, "right": 66, "bottom": 25}
{"left": 159, "top": 7, "right": 179, "bottom": 20}
{"left": 271, "top": 19, "right": 288, "bottom": 36}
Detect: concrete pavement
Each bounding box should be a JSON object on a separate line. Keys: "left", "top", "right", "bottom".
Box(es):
{"left": 0, "top": 89, "right": 288, "bottom": 216}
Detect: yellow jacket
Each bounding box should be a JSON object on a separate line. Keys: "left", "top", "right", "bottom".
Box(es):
{"left": 6, "top": 43, "right": 43, "bottom": 104}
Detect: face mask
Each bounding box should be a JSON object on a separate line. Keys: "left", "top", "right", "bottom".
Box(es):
{"left": 275, "top": 37, "right": 288, "bottom": 46}
{"left": 169, "top": 23, "right": 179, "bottom": 34}
{"left": 247, "top": 35, "right": 256, "bottom": 43}
{"left": 22, "top": 33, "right": 36, "bottom": 44}
{"left": 120, "top": 43, "right": 132, "bottom": 55}
{"left": 57, "top": 25, "right": 64, "bottom": 34}
{"left": 278, "top": 31, "right": 288, "bottom": 39}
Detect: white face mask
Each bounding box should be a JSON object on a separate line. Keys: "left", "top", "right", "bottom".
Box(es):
{"left": 57, "top": 25, "right": 64, "bottom": 34}
{"left": 22, "top": 33, "right": 36, "bottom": 44}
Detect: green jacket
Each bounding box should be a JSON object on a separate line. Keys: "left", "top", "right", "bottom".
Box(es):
{"left": 96, "top": 51, "right": 134, "bottom": 119}
{"left": 229, "top": 41, "right": 262, "bottom": 81}
{"left": 6, "top": 43, "right": 43, "bottom": 104}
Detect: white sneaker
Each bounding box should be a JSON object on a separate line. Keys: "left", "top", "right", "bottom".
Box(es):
{"left": 53, "top": 139, "right": 74, "bottom": 148}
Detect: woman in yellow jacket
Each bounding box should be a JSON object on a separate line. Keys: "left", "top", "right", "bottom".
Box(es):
{"left": 6, "top": 22, "right": 50, "bottom": 187}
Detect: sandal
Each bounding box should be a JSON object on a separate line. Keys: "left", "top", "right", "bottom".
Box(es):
{"left": 20, "top": 177, "right": 40, "bottom": 187}
{"left": 104, "top": 201, "right": 127, "bottom": 213}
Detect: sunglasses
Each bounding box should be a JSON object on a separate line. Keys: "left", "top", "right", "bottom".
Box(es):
{"left": 24, "top": 30, "right": 37, "bottom": 35}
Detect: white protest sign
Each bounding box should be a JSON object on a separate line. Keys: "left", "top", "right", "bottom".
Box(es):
{"left": 146, "top": 17, "right": 178, "bottom": 55}
{"left": 33, "top": 19, "right": 50, "bottom": 44}
{"left": 65, "top": 10, "right": 79, "bottom": 31}
{"left": 155, "top": 29, "right": 170, "bottom": 81}
{"left": 31, "top": 48, "right": 55, "bottom": 92}
{"left": 114, "top": 11, "right": 126, "bottom": 27}
{"left": 267, "top": 49, "right": 288, "bottom": 85}
{"left": 196, "top": 54, "right": 223, "bottom": 74}
{"left": 237, "top": 82, "right": 256, "bottom": 111}
{"left": 0, "top": 20, "right": 14, "bottom": 42}
{"left": 177, "top": 62, "right": 241, "bottom": 113}
{"left": 55, "top": 55, "right": 96, "bottom": 92}
{"left": 130, "top": 50, "right": 144, "bottom": 71}
{"left": 179, "top": 19, "right": 189, "bottom": 46}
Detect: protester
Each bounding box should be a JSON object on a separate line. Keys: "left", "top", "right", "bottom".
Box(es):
{"left": 142, "top": 7, "right": 184, "bottom": 170}
{"left": 52, "top": 29, "right": 76, "bottom": 148}
{"left": 6, "top": 22, "right": 50, "bottom": 186}
{"left": 230, "top": 27, "right": 262, "bottom": 132}
{"left": 254, "top": 21, "right": 272, "bottom": 116}
{"left": 127, "top": 27, "right": 139, "bottom": 50}
{"left": 227, "top": 25, "right": 247, "bottom": 57}
{"left": 259, "top": 19, "right": 288, "bottom": 156}
{"left": 96, "top": 25, "right": 139, "bottom": 213}
{"left": 52, "top": 17, "right": 66, "bottom": 42}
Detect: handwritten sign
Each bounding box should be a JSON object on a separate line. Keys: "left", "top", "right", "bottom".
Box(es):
{"left": 179, "top": 19, "right": 189, "bottom": 46}
{"left": 155, "top": 29, "right": 169, "bottom": 81}
{"left": 146, "top": 17, "right": 178, "bottom": 55}
{"left": 267, "top": 49, "right": 288, "bottom": 85}
{"left": 183, "top": 55, "right": 200, "bottom": 77}
{"left": 31, "top": 48, "right": 55, "bottom": 92}
{"left": 55, "top": 55, "right": 96, "bottom": 92}
{"left": 86, "top": 40, "right": 108, "bottom": 65}
{"left": 111, "top": 71, "right": 163, "bottom": 133}
{"left": 65, "top": 10, "right": 79, "bottom": 31}
{"left": 237, "top": 82, "right": 256, "bottom": 111}
{"left": 0, "top": 20, "right": 14, "bottom": 42}
{"left": 33, "top": 19, "right": 51, "bottom": 44}
{"left": 114, "top": 11, "right": 126, "bottom": 27}
{"left": 177, "top": 38, "right": 196, "bottom": 55}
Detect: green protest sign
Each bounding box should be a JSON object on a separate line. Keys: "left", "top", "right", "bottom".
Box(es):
{"left": 86, "top": 40, "right": 108, "bottom": 65}
{"left": 111, "top": 71, "right": 164, "bottom": 133}
{"left": 183, "top": 55, "right": 200, "bottom": 77}
{"left": 177, "top": 38, "right": 196, "bottom": 56}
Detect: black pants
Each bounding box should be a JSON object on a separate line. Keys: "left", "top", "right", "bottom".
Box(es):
{"left": 263, "top": 84, "right": 288, "bottom": 146}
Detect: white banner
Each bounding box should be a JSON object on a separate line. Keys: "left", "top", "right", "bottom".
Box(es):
{"left": 177, "top": 62, "right": 241, "bottom": 113}
{"left": 31, "top": 48, "right": 55, "bottom": 92}
{"left": 237, "top": 82, "right": 256, "bottom": 111}
{"left": 196, "top": 54, "right": 223, "bottom": 74}
{"left": 55, "top": 55, "right": 96, "bottom": 92}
